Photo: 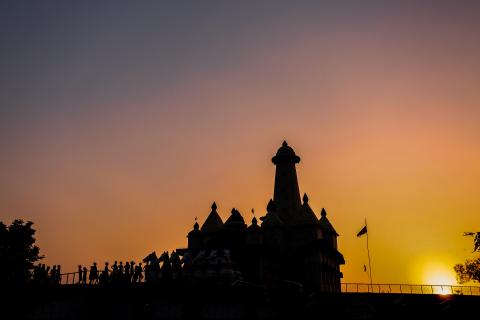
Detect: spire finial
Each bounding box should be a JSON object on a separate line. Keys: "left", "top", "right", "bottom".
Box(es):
{"left": 211, "top": 201, "right": 217, "bottom": 211}
{"left": 303, "top": 193, "right": 309, "bottom": 203}
{"left": 282, "top": 140, "right": 288, "bottom": 147}
{"left": 321, "top": 208, "right": 327, "bottom": 217}
{"left": 194, "top": 217, "right": 199, "bottom": 230}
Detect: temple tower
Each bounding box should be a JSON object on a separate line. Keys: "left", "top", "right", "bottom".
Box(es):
{"left": 272, "top": 141, "right": 301, "bottom": 223}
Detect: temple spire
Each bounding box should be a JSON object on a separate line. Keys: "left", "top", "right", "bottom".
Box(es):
{"left": 303, "top": 193, "right": 309, "bottom": 203}
{"left": 200, "top": 201, "right": 223, "bottom": 233}
{"left": 271, "top": 140, "right": 301, "bottom": 223}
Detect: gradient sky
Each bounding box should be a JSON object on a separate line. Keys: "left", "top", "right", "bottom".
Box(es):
{"left": 1, "top": 1, "right": 480, "bottom": 285}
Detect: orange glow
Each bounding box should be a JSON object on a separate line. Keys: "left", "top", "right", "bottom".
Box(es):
{"left": 1, "top": 3, "right": 480, "bottom": 285}
{"left": 422, "top": 264, "right": 456, "bottom": 286}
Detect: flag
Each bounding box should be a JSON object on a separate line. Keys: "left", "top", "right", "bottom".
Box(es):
{"left": 357, "top": 225, "right": 367, "bottom": 237}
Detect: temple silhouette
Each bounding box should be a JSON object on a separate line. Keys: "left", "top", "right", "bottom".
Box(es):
{"left": 178, "top": 141, "right": 345, "bottom": 291}
{"left": 9, "top": 142, "right": 480, "bottom": 320}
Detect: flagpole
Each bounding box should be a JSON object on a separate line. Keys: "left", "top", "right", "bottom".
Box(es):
{"left": 365, "top": 218, "right": 373, "bottom": 286}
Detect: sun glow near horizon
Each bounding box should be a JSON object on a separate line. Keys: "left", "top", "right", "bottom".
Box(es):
{"left": 422, "top": 262, "right": 457, "bottom": 286}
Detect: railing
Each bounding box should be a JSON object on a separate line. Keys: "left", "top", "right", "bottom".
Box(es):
{"left": 60, "top": 272, "right": 78, "bottom": 285}
{"left": 59, "top": 271, "right": 144, "bottom": 285}
{"left": 341, "top": 283, "right": 480, "bottom": 296}
{"left": 57, "top": 273, "right": 480, "bottom": 296}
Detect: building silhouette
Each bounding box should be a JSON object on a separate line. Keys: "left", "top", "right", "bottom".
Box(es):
{"left": 179, "top": 141, "right": 345, "bottom": 291}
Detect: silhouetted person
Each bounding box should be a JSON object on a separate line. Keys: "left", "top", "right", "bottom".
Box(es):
{"left": 125, "top": 262, "right": 131, "bottom": 283}
{"left": 134, "top": 263, "right": 143, "bottom": 283}
{"left": 111, "top": 261, "right": 118, "bottom": 282}
{"left": 151, "top": 258, "right": 160, "bottom": 282}
{"left": 144, "top": 262, "right": 151, "bottom": 283}
{"left": 160, "top": 252, "right": 172, "bottom": 281}
{"left": 37, "top": 264, "right": 44, "bottom": 283}
{"left": 50, "top": 265, "right": 57, "bottom": 284}
{"left": 56, "top": 265, "right": 61, "bottom": 284}
{"left": 104, "top": 262, "right": 109, "bottom": 278}
{"left": 117, "top": 261, "right": 123, "bottom": 283}
{"left": 89, "top": 262, "right": 98, "bottom": 284}
{"left": 99, "top": 262, "right": 109, "bottom": 284}
{"left": 82, "top": 267, "right": 87, "bottom": 284}
{"left": 130, "top": 261, "right": 136, "bottom": 282}
{"left": 45, "top": 266, "right": 50, "bottom": 283}
{"left": 130, "top": 261, "right": 135, "bottom": 281}
{"left": 77, "top": 265, "right": 83, "bottom": 284}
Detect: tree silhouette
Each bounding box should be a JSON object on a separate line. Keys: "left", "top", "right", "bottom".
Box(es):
{"left": 0, "top": 219, "right": 43, "bottom": 286}
{"left": 454, "top": 232, "right": 480, "bottom": 284}
{"left": 463, "top": 232, "right": 480, "bottom": 252}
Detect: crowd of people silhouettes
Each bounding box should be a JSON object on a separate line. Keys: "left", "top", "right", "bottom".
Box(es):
{"left": 32, "top": 264, "right": 62, "bottom": 285}
{"left": 33, "top": 248, "right": 242, "bottom": 286}
{"left": 76, "top": 261, "right": 144, "bottom": 285}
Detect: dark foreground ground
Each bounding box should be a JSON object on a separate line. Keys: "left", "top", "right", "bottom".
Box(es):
{"left": 2, "top": 283, "right": 479, "bottom": 320}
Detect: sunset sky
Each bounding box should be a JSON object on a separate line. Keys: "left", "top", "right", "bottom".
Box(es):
{"left": 1, "top": 1, "right": 480, "bottom": 285}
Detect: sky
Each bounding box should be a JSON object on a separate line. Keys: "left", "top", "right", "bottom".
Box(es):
{"left": 1, "top": 1, "right": 480, "bottom": 285}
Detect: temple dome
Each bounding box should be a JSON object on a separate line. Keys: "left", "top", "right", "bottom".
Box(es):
{"left": 187, "top": 222, "right": 201, "bottom": 237}
{"left": 272, "top": 140, "right": 300, "bottom": 164}
{"left": 224, "top": 208, "right": 246, "bottom": 228}
{"left": 260, "top": 199, "right": 284, "bottom": 228}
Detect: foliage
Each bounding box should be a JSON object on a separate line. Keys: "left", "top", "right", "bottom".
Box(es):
{"left": 454, "top": 232, "right": 480, "bottom": 284}
{"left": 463, "top": 232, "right": 480, "bottom": 253}
{"left": 0, "top": 219, "right": 43, "bottom": 286}
{"left": 454, "top": 258, "right": 480, "bottom": 284}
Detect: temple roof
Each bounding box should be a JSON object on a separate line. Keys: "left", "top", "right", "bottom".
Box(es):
{"left": 319, "top": 208, "right": 339, "bottom": 236}
{"left": 224, "top": 208, "right": 246, "bottom": 228}
{"left": 187, "top": 220, "right": 201, "bottom": 237}
{"left": 261, "top": 211, "right": 283, "bottom": 227}
{"left": 200, "top": 202, "right": 224, "bottom": 233}
{"left": 272, "top": 140, "right": 300, "bottom": 164}
{"left": 261, "top": 199, "right": 284, "bottom": 228}
{"left": 247, "top": 216, "right": 261, "bottom": 232}
{"left": 293, "top": 193, "right": 320, "bottom": 225}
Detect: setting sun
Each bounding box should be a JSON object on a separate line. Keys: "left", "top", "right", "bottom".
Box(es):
{"left": 423, "top": 264, "right": 456, "bottom": 286}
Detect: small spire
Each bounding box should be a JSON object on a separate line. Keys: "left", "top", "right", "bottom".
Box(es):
{"left": 282, "top": 140, "right": 288, "bottom": 147}
{"left": 211, "top": 201, "right": 217, "bottom": 211}
{"left": 321, "top": 208, "right": 327, "bottom": 217}
{"left": 194, "top": 216, "right": 199, "bottom": 230}
{"left": 303, "top": 193, "right": 309, "bottom": 203}
{"left": 251, "top": 216, "right": 258, "bottom": 225}
{"left": 267, "top": 199, "right": 276, "bottom": 213}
